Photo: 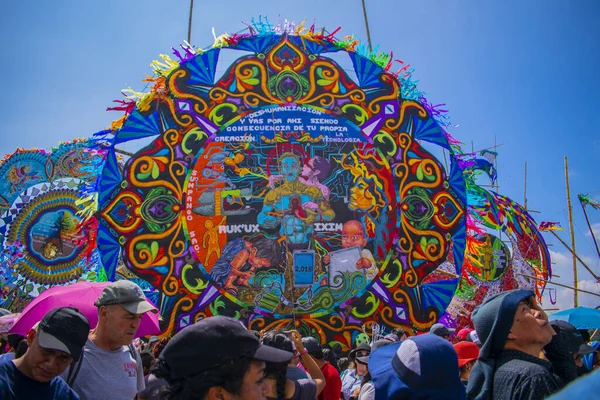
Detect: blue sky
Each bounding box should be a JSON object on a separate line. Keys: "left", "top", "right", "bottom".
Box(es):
{"left": 2, "top": 1, "right": 599, "bottom": 310}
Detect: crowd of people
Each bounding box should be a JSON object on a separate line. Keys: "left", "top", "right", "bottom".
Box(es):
{"left": 0, "top": 284, "right": 599, "bottom": 399}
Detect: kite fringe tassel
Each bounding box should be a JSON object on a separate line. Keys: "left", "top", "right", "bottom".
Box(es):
{"left": 151, "top": 54, "right": 179, "bottom": 77}
{"left": 172, "top": 41, "right": 202, "bottom": 63}
{"left": 76, "top": 193, "right": 99, "bottom": 221}
{"left": 105, "top": 16, "right": 456, "bottom": 140}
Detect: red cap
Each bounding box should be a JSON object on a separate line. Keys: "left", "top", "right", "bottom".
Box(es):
{"left": 453, "top": 341, "right": 480, "bottom": 368}
{"left": 456, "top": 328, "right": 473, "bottom": 342}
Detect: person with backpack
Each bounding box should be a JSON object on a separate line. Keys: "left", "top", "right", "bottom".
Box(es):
{"left": 62, "top": 281, "right": 158, "bottom": 400}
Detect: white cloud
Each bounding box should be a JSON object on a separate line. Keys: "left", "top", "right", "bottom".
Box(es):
{"left": 585, "top": 223, "right": 600, "bottom": 238}
{"left": 547, "top": 249, "right": 597, "bottom": 283}
{"left": 549, "top": 249, "right": 570, "bottom": 267}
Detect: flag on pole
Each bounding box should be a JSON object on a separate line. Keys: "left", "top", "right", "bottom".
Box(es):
{"left": 578, "top": 193, "right": 600, "bottom": 210}
{"left": 539, "top": 221, "right": 563, "bottom": 231}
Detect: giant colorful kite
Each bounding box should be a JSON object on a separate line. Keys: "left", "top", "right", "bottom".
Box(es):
{"left": 94, "top": 19, "right": 467, "bottom": 346}
{"left": 440, "top": 154, "right": 551, "bottom": 329}
{"left": 0, "top": 140, "right": 107, "bottom": 311}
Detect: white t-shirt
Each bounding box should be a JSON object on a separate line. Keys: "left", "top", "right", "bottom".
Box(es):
{"left": 62, "top": 339, "right": 145, "bottom": 400}
{"left": 358, "top": 381, "right": 375, "bottom": 400}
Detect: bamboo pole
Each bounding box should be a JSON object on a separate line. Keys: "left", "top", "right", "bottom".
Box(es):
{"left": 548, "top": 231, "right": 599, "bottom": 280}
{"left": 437, "top": 268, "right": 600, "bottom": 299}
{"left": 472, "top": 143, "right": 505, "bottom": 154}
{"left": 564, "top": 157, "right": 578, "bottom": 307}
{"left": 442, "top": 148, "right": 449, "bottom": 172}
{"left": 114, "top": 148, "right": 135, "bottom": 157}
{"left": 494, "top": 135, "right": 499, "bottom": 193}
{"left": 581, "top": 202, "right": 600, "bottom": 258}
{"left": 187, "top": 0, "right": 194, "bottom": 44}
{"left": 518, "top": 273, "right": 600, "bottom": 298}
{"left": 361, "top": 0, "right": 373, "bottom": 53}
{"left": 524, "top": 162, "right": 528, "bottom": 211}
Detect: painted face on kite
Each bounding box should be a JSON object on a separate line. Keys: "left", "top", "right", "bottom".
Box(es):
{"left": 349, "top": 178, "right": 376, "bottom": 212}
{"left": 301, "top": 160, "right": 314, "bottom": 178}
{"left": 280, "top": 155, "right": 301, "bottom": 182}
{"left": 342, "top": 221, "right": 367, "bottom": 249}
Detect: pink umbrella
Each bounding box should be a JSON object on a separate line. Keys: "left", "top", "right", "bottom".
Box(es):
{"left": 0, "top": 313, "right": 20, "bottom": 335}
{"left": 9, "top": 281, "right": 161, "bottom": 338}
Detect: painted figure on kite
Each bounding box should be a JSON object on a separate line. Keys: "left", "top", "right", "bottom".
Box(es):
{"left": 7, "top": 165, "right": 42, "bottom": 193}
{"left": 323, "top": 220, "right": 378, "bottom": 280}
{"left": 210, "top": 236, "right": 280, "bottom": 294}
{"left": 258, "top": 152, "right": 335, "bottom": 249}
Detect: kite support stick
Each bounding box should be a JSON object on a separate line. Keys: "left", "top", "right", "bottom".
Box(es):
{"left": 472, "top": 143, "right": 505, "bottom": 154}
{"left": 524, "top": 162, "right": 527, "bottom": 211}
{"left": 187, "top": 0, "right": 194, "bottom": 44}
{"left": 581, "top": 202, "right": 600, "bottom": 258}
{"left": 361, "top": 0, "right": 373, "bottom": 53}
{"left": 549, "top": 230, "right": 599, "bottom": 281}
{"left": 494, "top": 135, "right": 499, "bottom": 193}
{"left": 114, "top": 148, "right": 135, "bottom": 157}
{"left": 442, "top": 148, "right": 449, "bottom": 172}
{"left": 565, "top": 156, "right": 578, "bottom": 307}
{"left": 516, "top": 273, "right": 600, "bottom": 298}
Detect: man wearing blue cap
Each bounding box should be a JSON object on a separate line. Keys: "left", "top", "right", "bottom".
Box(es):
{"left": 467, "top": 289, "right": 562, "bottom": 400}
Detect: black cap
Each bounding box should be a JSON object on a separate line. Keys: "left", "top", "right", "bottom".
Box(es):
{"left": 349, "top": 342, "right": 372, "bottom": 362}
{"left": 301, "top": 337, "right": 323, "bottom": 359}
{"left": 160, "top": 316, "right": 292, "bottom": 380}
{"left": 551, "top": 320, "right": 596, "bottom": 355}
{"left": 429, "top": 323, "right": 455, "bottom": 337}
{"left": 37, "top": 307, "right": 90, "bottom": 360}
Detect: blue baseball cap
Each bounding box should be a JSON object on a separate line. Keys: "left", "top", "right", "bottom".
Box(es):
{"left": 370, "top": 334, "right": 466, "bottom": 400}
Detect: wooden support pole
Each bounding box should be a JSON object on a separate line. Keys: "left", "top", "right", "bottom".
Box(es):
{"left": 581, "top": 202, "right": 600, "bottom": 258}
{"left": 361, "top": 0, "right": 373, "bottom": 53}
{"left": 564, "top": 156, "right": 578, "bottom": 307}
{"left": 524, "top": 162, "right": 528, "bottom": 211}
{"left": 187, "top": 0, "right": 194, "bottom": 44}
{"left": 437, "top": 268, "right": 600, "bottom": 298}
{"left": 518, "top": 273, "right": 600, "bottom": 298}
{"left": 114, "top": 148, "right": 135, "bottom": 157}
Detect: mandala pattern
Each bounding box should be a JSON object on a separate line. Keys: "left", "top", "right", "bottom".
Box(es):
{"left": 99, "top": 28, "right": 466, "bottom": 346}
{"left": 0, "top": 141, "right": 106, "bottom": 310}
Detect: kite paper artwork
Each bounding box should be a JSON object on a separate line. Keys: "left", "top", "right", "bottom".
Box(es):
{"left": 440, "top": 163, "right": 551, "bottom": 330}
{"left": 0, "top": 141, "right": 107, "bottom": 311}
{"left": 97, "top": 19, "right": 467, "bottom": 346}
